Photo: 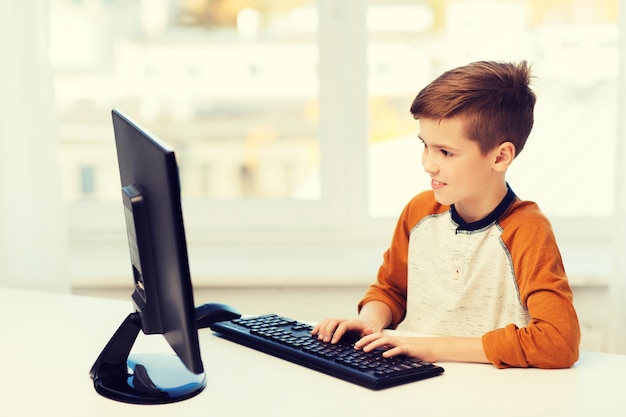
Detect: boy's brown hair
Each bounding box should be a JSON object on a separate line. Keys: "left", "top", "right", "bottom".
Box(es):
{"left": 410, "top": 61, "right": 536, "bottom": 157}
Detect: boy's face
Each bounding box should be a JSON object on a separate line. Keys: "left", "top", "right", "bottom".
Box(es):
{"left": 418, "top": 116, "right": 507, "bottom": 222}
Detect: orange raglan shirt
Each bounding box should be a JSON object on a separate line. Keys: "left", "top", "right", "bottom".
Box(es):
{"left": 359, "top": 187, "right": 580, "bottom": 369}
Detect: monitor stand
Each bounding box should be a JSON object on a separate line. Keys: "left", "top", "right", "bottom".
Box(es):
{"left": 89, "top": 312, "right": 206, "bottom": 405}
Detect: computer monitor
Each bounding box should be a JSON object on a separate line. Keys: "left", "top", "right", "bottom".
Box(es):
{"left": 89, "top": 109, "right": 205, "bottom": 404}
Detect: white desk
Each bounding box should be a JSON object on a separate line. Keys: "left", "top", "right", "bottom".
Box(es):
{"left": 1, "top": 287, "right": 624, "bottom": 416}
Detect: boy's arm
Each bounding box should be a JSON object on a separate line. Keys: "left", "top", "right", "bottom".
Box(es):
{"left": 431, "top": 337, "right": 489, "bottom": 363}
{"left": 356, "top": 333, "right": 490, "bottom": 364}
{"left": 482, "top": 211, "right": 580, "bottom": 368}
{"left": 359, "top": 248, "right": 408, "bottom": 328}
{"left": 357, "top": 300, "right": 393, "bottom": 331}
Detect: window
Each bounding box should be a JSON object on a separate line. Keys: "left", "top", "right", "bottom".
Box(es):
{"left": 52, "top": 0, "right": 621, "bottom": 287}
{"left": 53, "top": 0, "right": 322, "bottom": 206}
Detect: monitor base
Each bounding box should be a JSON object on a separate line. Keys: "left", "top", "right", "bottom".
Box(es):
{"left": 93, "top": 353, "right": 206, "bottom": 405}
{"left": 90, "top": 313, "right": 206, "bottom": 405}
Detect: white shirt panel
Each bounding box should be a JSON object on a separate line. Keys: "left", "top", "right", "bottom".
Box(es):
{"left": 400, "top": 212, "right": 531, "bottom": 337}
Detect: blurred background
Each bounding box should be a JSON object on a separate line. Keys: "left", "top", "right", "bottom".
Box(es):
{"left": 1, "top": 0, "right": 625, "bottom": 354}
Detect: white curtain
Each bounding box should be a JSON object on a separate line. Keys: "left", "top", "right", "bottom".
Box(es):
{"left": 0, "top": 0, "right": 69, "bottom": 293}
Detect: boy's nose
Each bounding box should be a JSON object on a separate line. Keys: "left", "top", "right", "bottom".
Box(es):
{"left": 422, "top": 155, "right": 438, "bottom": 174}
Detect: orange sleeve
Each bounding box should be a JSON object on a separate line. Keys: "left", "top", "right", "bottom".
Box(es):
{"left": 482, "top": 202, "right": 580, "bottom": 368}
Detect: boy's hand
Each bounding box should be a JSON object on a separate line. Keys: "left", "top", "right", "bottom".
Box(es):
{"left": 354, "top": 333, "right": 488, "bottom": 364}
{"left": 354, "top": 333, "right": 437, "bottom": 362}
{"left": 311, "top": 318, "right": 379, "bottom": 344}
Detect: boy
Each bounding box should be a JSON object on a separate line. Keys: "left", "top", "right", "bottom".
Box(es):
{"left": 312, "top": 61, "right": 580, "bottom": 368}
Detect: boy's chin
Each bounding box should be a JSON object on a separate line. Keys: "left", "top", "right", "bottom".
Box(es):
{"left": 433, "top": 190, "right": 454, "bottom": 206}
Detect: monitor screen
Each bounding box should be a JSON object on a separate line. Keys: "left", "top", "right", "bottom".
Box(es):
{"left": 113, "top": 109, "right": 202, "bottom": 372}
{"left": 89, "top": 109, "right": 205, "bottom": 404}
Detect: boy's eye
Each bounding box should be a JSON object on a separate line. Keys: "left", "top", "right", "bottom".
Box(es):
{"left": 441, "top": 149, "right": 452, "bottom": 157}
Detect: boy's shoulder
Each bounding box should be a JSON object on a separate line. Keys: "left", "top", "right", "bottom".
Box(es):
{"left": 502, "top": 198, "right": 550, "bottom": 223}
{"left": 499, "top": 198, "right": 555, "bottom": 237}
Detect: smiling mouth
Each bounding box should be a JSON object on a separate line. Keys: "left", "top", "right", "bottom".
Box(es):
{"left": 431, "top": 179, "right": 447, "bottom": 190}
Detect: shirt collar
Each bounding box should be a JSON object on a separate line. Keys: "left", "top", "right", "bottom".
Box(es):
{"left": 450, "top": 184, "right": 517, "bottom": 233}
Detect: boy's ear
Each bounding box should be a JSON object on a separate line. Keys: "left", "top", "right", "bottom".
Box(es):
{"left": 493, "top": 142, "right": 516, "bottom": 171}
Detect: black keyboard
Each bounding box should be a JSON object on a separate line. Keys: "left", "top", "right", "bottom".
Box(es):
{"left": 210, "top": 314, "right": 444, "bottom": 390}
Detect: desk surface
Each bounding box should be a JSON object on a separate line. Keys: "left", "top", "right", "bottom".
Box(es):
{"left": 1, "top": 287, "right": 624, "bottom": 416}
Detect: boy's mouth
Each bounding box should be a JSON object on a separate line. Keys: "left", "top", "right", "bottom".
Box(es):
{"left": 431, "top": 179, "right": 447, "bottom": 190}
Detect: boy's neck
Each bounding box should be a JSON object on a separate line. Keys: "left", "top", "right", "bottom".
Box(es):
{"left": 452, "top": 181, "right": 510, "bottom": 224}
